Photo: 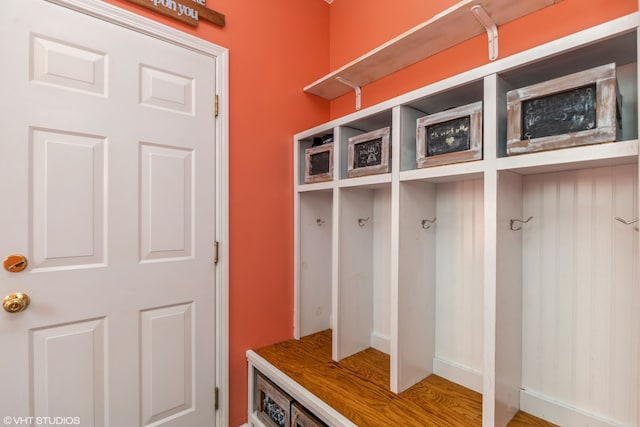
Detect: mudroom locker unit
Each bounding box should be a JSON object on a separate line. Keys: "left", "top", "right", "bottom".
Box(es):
{"left": 248, "top": 2, "right": 639, "bottom": 427}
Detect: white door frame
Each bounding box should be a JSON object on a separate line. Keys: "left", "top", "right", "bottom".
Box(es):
{"left": 43, "top": 0, "right": 230, "bottom": 424}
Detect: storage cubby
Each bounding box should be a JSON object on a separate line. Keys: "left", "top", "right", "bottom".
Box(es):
{"left": 399, "top": 80, "right": 485, "bottom": 172}
{"left": 335, "top": 184, "right": 391, "bottom": 361}
{"left": 496, "top": 30, "right": 638, "bottom": 158}
{"left": 295, "top": 190, "right": 333, "bottom": 338}
{"left": 336, "top": 110, "right": 392, "bottom": 181}
{"left": 296, "top": 131, "right": 335, "bottom": 186}
{"left": 495, "top": 164, "right": 639, "bottom": 427}
{"left": 393, "top": 178, "right": 484, "bottom": 393}
{"left": 289, "top": 12, "right": 640, "bottom": 427}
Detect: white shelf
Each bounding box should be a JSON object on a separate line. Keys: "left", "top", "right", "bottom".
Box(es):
{"left": 495, "top": 139, "right": 639, "bottom": 174}
{"left": 399, "top": 161, "right": 485, "bottom": 183}
{"left": 337, "top": 173, "right": 391, "bottom": 189}
{"left": 296, "top": 181, "right": 334, "bottom": 193}
{"left": 304, "top": 0, "right": 560, "bottom": 100}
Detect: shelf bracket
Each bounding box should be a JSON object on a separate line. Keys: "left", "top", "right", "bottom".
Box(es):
{"left": 471, "top": 5, "right": 498, "bottom": 61}
{"left": 335, "top": 76, "right": 362, "bottom": 110}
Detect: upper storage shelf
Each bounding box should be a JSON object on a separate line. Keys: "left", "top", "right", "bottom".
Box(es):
{"left": 304, "top": 0, "right": 560, "bottom": 100}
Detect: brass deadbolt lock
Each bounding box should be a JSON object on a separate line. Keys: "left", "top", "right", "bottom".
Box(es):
{"left": 3, "top": 254, "right": 28, "bottom": 272}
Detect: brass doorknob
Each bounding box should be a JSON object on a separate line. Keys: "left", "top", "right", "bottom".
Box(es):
{"left": 3, "top": 293, "right": 30, "bottom": 313}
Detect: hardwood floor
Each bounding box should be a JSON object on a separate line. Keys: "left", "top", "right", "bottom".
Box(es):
{"left": 254, "top": 330, "right": 557, "bottom": 427}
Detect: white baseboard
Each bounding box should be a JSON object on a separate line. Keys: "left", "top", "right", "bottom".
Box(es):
{"left": 520, "top": 389, "right": 622, "bottom": 427}
{"left": 432, "top": 357, "right": 483, "bottom": 394}
{"left": 370, "top": 331, "right": 390, "bottom": 354}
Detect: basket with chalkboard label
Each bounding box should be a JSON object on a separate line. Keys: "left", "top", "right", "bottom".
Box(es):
{"left": 347, "top": 127, "right": 390, "bottom": 178}
{"left": 416, "top": 101, "right": 483, "bottom": 168}
{"left": 256, "top": 372, "right": 292, "bottom": 427}
{"left": 506, "top": 62, "right": 621, "bottom": 155}
{"left": 304, "top": 143, "right": 333, "bottom": 184}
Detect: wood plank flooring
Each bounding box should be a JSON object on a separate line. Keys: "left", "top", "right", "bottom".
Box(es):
{"left": 254, "top": 330, "right": 557, "bottom": 427}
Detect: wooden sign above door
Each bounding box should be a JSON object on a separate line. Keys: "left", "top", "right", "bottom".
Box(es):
{"left": 126, "top": 0, "right": 225, "bottom": 27}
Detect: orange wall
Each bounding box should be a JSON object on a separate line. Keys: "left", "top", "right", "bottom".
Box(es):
{"left": 328, "top": 0, "right": 459, "bottom": 70}
{"left": 101, "top": 1, "right": 637, "bottom": 426}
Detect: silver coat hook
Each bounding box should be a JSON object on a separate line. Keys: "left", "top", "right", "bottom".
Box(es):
{"left": 615, "top": 217, "right": 639, "bottom": 231}
{"left": 510, "top": 216, "right": 533, "bottom": 231}
{"left": 421, "top": 218, "right": 437, "bottom": 229}
{"left": 316, "top": 218, "right": 325, "bottom": 226}
{"left": 358, "top": 217, "right": 370, "bottom": 227}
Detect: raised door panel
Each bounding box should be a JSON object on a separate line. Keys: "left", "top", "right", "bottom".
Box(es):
{"left": 31, "top": 319, "right": 106, "bottom": 426}
{"left": 31, "top": 129, "right": 106, "bottom": 270}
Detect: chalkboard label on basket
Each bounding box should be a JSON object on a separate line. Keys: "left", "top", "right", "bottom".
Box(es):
{"left": 426, "top": 116, "right": 471, "bottom": 156}
{"left": 309, "top": 150, "right": 330, "bottom": 176}
{"left": 354, "top": 138, "right": 383, "bottom": 168}
{"left": 521, "top": 83, "right": 597, "bottom": 140}
{"left": 347, "top": 127, "right": 390, "bottom": 177}
{"left": 304, "top": 143, "right": 333, "bottom": 183}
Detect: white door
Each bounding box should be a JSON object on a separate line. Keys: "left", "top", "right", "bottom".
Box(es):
{"left": 0, "top": 1, "right": 218, "bottom": 426}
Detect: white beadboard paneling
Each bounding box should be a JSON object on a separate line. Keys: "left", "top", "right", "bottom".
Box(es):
{"left": 336, "top": 185, "right": 391, "bottom": 360}
{"left": 372, "top": 187, "right": 391, "bottom": 352}
{"left": 495, "top": 170, "right": 524, "bottom": 425}
{"left": 521, "top": 164, "right": 639, "bottom": 426}
{"left": 610, "top": 165, "right": 639, "bottom": 422}
{"left": 336, "top": 187, "right": 375, "bottom": 360}
{"left": 434, "top": 179, "right": 484, "bottom": 379}
{"left": 393, "top": 180, "right": 437, "bottom": 393}
{"left": 298, "top": 191, "right": 333, "bottom": 337}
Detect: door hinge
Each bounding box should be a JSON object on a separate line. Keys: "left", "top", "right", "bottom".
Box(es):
{"left": 213, "top": 241, "right": 219, "bottom": 264}
{"left": 214, "top": 387, "right": 219, "bottom": 410}
{"left": 214, "top": 94, "right": 219, "bottom": 117}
